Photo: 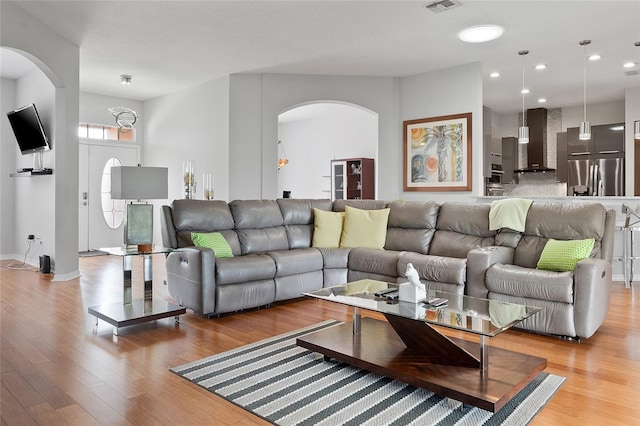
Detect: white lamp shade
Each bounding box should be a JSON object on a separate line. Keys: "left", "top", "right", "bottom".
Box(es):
{"left": 579, "top": 121, "right": 592, "bottom": 140}
{"left": 518, "top": 126, "right": 529, "bottom": 144}
{"left": 111, "top": 166, "right": 168, "bottom": 200}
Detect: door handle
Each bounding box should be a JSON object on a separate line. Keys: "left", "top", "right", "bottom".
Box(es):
{"left": 82, "top": 192, "right": 88, "bottom": 200}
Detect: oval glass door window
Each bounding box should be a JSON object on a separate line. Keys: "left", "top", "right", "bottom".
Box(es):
{"left": 101, "top": 157, "right": 126, "bottom": 229}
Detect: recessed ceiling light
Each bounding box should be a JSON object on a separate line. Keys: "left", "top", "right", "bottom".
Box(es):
{"left": 610, "top": 125, "right": 624, "bottom": 131}
{"left": 623, "top": 62, "right": 636, "bottom": 68}
{"left": 588, "top": 54, "right": 601, "bottom": 61}
{"left": 538, "top": 98, "right": 547, "bottom": 103}
{"left": 535, "top": 64, "right": 547, "bottom": 70}
{"left": 490, "top": 72, "right": 500, "bottom": 78}
{"left": 458, "top": 25, "right": 504, "bottom": 43}
{"left": 521, "top": 88, "right": 530, "bottom": 94}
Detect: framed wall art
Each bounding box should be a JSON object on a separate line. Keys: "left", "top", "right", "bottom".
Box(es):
{"left": 403, "top": 112, "right": 472, "bottom": 192}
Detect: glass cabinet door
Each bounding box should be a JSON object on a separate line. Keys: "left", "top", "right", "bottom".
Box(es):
{"left": 331, "top": 160, "right": 347, "bottom": 200}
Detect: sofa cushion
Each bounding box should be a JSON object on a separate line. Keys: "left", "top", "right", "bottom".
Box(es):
{"left": 397, "top": 252, "right": 466, "bottom": 285}
{"left": 486, "top": 263, "right": 574, "bottom": 303}
{"left": 316, "top": 247, "right": 350, "bottom": 269}
{"left": 191, "top": 232, "right": 233, "bottom": 258}
{"left": 215, "top": 254, "right": 276, "bottom": 285}
{"left": 514, "top": 202, "right": 606, "bottom": 268}
{"left": 171, "top": 200, "right": 241, "bottom": 253}
{"left": 537, "top": 238, "right": 595, "bottom": 272}
{"left": 340, "top": 206, "right": 390, "bottom": 249}
{"left": 333, "top": 199, "right": 389, "bottom": 212}
{"left": 230, "top": 200, "right": 284, "bottom": 229}
{"left": 236, "top": 228, "right": 289, "bottom": 255}
{"left": 348, "top": 247, "right": 399, "bottom": 278}
{"left": 430, "top": 203, "right": 496, "bottom": 258}
{"left": 312, "top": 209, "right": 345, "bottom": 248}
{"left": 267, "top": 248, "right": 323, "bottom": 276}
{"left": 385, "top": 200, "right": 439, "bottom": 254}
{"left": 278, "top": 199, "right": 333, "bottom": 249}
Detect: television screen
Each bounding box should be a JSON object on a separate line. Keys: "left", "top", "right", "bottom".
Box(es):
{"left": 6, "top": 103, "right": 50, "bottom": 155}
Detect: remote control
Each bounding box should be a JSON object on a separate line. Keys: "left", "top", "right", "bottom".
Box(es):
{"left": 425, "top": 297, "right": 448, "bottom": 307}
{"left": 374, "top": 288, "right": 397, "bottom": 297}
{"left": 385, "top": 292, "right": 399, "bottom": 300}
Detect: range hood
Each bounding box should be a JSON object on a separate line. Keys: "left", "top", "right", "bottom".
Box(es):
{"left": 515, "top": 107, "right": 556, "bottom": 173}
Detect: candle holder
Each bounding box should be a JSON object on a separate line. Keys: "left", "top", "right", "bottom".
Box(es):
{"left": 203, "top": 173, "right": 214, "bottom": 200}
{"left": 183, "top": 161, "right": 196, "bottom": 199}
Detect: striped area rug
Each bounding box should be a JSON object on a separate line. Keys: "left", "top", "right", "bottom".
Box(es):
{"left": 171, "top": 320, "right": 565, "bottom": 425}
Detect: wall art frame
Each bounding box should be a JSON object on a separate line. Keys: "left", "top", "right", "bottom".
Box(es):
{"left": 403, "top": 112, "right": 472, "bottom": 192}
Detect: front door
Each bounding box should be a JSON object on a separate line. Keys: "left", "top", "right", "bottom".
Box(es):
{"left": 79, "top": 142, "right": 139, "bottom": 251}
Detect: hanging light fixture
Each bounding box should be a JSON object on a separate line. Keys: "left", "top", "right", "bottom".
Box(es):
{"left": 518, "top": 50, "right": 529, "bottom": 144}
{"left": 109, "top": 74, "right": 138, "bottom": 133}
{"left": 579, "top": 40, "right": 592, "bottom": 140}
{"left": 277, "top": 140, "right": 289, "bottom": 171}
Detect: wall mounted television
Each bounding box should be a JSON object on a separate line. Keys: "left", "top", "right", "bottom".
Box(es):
{"left": 6, "top": 103, "right": 51, "bottom": 155}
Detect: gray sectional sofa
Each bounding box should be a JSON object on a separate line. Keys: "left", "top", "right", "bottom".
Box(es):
{"left": 161, "top": 198, "right": 615, "bottom": 339}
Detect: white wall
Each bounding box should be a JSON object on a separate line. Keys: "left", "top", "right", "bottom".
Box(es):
{"left": 80, "top": 92, "right": 144, "bottom": 150}
{"left": 229, "top": 73, "right": 399, "bottom": 200}
{"left": 277, "top": 104, "right": 378, "bottom": 199}
{"left": 1, "top": 1, "right": 80, "bottom": 279}
{"left": 399, "top": 63, "right": 484, "bottom": 203}
{"left": 561, "top": 100, "right": 625, "bottom": 130}
{"left": 144, "top": 77, "right": 230, "bottom": 244}
{"left": 0, "top": 78, "right": 17, "bottom": 256}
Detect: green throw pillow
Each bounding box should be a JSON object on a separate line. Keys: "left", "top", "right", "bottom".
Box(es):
{"left": 536, "top": 238, "right": 595, "bottom": 272}
{"left": 191, "top": 232, "right": 234, "bottom": 258}
{"left": 340, "top": 206, "right": 390, "bottom": 250}
{"left": 312, "top": 209, "right": 345, "bottom": 248}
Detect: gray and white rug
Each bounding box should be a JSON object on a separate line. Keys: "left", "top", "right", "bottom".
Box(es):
{"left": 171, "top": 320, "right": 565, "bottom": 425}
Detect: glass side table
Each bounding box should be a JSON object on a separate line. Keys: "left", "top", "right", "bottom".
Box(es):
{"left": 88, "top": 246, "right": 186, "bottom": 335}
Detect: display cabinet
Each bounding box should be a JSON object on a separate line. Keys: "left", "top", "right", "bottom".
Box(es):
{"left": 330, "top": 158, "right": 374, "bottom": 200}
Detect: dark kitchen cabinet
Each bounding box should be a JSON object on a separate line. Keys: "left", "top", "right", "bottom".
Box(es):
{"left": 567, "top": 123, "right": 624, "bottom": 156}
{"left": 502, "top": 137, "right": 516, "bottom": 183}
{"left": 593, "top": 123, "right": 624, "bottom": 154}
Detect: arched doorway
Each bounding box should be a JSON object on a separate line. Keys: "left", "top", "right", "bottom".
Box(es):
{"left": 277, "top": 102, "right": 378, "bottom": 199}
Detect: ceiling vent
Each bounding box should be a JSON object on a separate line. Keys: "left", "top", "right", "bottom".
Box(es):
{"left": 426, "top": 0, "right": 462, "bottom": 14}
{"left": 625, "top": 69, "right": 640, "bottom": 77}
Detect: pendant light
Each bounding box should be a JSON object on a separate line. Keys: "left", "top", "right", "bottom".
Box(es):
{"left": 518, "top": 50, "right": 529, "bottom": 144}
{"left": 108, "top": 74, "right": 138, "bottom": 133}
{"left": 579, "top": 40, "right": 591, "bottom": 140}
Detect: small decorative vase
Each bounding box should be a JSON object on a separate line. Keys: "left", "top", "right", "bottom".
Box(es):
{"left": 183, "top": 160, "right": 196, "bottom": 199}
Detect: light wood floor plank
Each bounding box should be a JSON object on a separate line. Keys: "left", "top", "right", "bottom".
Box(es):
{"left": 1, "top": 256, "right": 639, "bottom": 425}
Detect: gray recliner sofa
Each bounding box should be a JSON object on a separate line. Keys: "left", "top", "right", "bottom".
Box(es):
{"left": 161, "top": 198, "right": 615, "bottom": 339}
{"left": 466, "top": 202, "right": 615, "bottom": 339}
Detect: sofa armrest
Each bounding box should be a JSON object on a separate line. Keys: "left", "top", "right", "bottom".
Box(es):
{"left": 166, "top": 247, "right": 216, "bottom": 315}
{"left": 466, "top": 246, "right": 515, "bottom": 298}
{"left": 573, "top": 258, "right": 612, "bottom": 339}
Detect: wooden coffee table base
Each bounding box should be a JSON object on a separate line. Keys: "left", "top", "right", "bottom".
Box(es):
{"left": 297, "top": 317, "right": 546, "bottom": 412}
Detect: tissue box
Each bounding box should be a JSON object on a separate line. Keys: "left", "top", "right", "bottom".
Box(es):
{"left": 398, "top": 283, "right": 426, "bottom": 303}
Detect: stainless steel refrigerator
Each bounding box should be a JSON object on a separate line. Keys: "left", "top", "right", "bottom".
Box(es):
{"left": 567, "top": 157, "right": 624, "bottom": 196}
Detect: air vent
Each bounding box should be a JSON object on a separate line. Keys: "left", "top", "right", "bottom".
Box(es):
{"left": 625, "top": 69, "right": 640, "bottom": 76}
{"left": 426, "top": 0, "right": 462, "bottom": 13}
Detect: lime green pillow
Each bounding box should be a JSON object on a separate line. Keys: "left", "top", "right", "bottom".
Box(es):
{"left": 191, "top": 232, "right": 234, "bottom": 258}
{"left": 536, "top": 238, "right": 595, "bottom": 272}
{"left": 312, "top": 209, "right": 345, "bottom": 248}
{"left": 340, "top": 206, "right": 390, "bottom": 250}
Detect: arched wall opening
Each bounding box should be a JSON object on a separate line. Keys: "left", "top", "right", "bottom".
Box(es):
{"left": 277, "top": 101, "right": 378, "bottom": 199}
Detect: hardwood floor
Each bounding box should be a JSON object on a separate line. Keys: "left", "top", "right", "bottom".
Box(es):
{"left": 1, "top": 255, "right": 639, "bottom": 425}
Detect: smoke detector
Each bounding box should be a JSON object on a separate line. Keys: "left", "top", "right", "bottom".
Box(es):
{"left": 426, "top": 0, "right": 462, "bottom": 14}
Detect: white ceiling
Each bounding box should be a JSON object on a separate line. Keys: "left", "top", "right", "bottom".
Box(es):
{"left": 3, "top": 0, "right": 640, "bottom": 114}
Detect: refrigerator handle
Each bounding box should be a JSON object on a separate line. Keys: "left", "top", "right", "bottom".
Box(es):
{"left": 594, "top": 163, "right": 602, "bottom": 196}
{"left": 588, "top": 163, "right": 595, "bottom": 196}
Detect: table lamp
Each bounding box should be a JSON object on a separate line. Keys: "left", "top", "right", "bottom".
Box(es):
{"left": 110, "top": 165, "right": 168, "bottom": 252}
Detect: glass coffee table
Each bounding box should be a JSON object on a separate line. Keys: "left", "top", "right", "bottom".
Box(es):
{"left": 297, "top": 279, "right": 546, "bottom": 412}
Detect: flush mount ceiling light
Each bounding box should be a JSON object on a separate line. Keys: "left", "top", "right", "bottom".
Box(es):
{"left": 518, "top": 50, "right": 529, "bottom": 144}
{"left": 120, "top": 74, "right": 132, "bottom": 85}
{"left": 623, "top": 62, "right": 636, "bottom": 68}
{"left": 535, "top": 64, "right": 547, "bottom": 70}
{"left": 538, "top": 98, "right": 547, "bottom": 103}
{"left": 458, "top": 25, "right": 504, "bottom": 43}
{"left": 588, "top": 54, "right": 601, "bottom": 61}
{"left": 489, "top": 72, "right": 500, "bottom": 78}
{"left": 579, "top": 40, "right": 592, "bottom": 141}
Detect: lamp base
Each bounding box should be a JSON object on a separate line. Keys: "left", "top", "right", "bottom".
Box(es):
{"left": 137, "top": 244, "right": 152, "bottom": 253}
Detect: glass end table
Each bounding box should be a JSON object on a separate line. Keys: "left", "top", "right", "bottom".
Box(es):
{"left": 87, "top": 246, "right": 186, "bottom": 335}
